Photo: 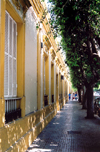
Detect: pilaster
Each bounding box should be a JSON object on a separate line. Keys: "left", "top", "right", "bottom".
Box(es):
{"left": 49, "top": 50, "right": 51, "bottom": 104}
{"left": 37, "top": 29, "right": 41, "bottom": 110}
{"left": 0, "top": 0, "right": 6, "bottom": 127}
{"left": 17, "top": 22, "right": 25, "bottom": 117}
{"left": 41, "top": 43, "right": 43, "bottom": 108}
{"left": 54, "top": 60, "right": 56, "bottom": 103}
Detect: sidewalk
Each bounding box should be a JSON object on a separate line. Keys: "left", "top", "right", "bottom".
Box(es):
{"left": 26, "top": 101, "right": 100, "bottom": 152}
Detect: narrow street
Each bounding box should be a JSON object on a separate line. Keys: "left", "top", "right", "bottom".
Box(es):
{"left": 26, "top": 100, "right": 100, "bottom": 152}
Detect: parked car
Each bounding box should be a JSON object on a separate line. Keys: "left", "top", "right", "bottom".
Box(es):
{"left": 94, "top": 97, "right": 100, "bottom": 117}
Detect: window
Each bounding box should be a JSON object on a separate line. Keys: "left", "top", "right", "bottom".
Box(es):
{"left": 4, "top": 11, "right": 17, "bottom": 97}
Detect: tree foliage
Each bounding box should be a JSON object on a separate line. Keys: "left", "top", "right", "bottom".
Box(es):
{"left": 48, "top": 0, "right": 100, "bottom": 88}
{"left": 48, "top": 0, "right": 100, "bottom": 118}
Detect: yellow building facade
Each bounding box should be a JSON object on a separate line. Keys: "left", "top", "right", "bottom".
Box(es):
{"left": 0, "top": 0, "right": 72, "bottom": 151}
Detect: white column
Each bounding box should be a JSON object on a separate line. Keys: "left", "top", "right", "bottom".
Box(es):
{"left": 49, "top": 50, "right": 51, "bottom": 104}
{"left": 54, "top": 60, "right": 56, "bottom": 102}
{"left": 40, "top": 31, "right": 43, "bottom": 108}
{"left": 41, "top": 49, "right": 43, "bottom": 108}
{"left": 58, "top": 68, "right": 59, "bottom": 99}
{"left": 61, "top": 73, "right": 64, "bottom": 103}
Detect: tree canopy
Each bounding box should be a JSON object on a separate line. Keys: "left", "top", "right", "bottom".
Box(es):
{"left": 48, "top": 0, "right": 100, "bottom": 87}
{"left": 48, "top": 0, "right": 100, "bottom": 118}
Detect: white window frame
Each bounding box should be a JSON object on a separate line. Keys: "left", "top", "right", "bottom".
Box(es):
{"left": 4, "top": 11, "right": 17, "bottom": 97}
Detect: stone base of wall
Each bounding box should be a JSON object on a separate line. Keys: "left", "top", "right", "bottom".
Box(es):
{"left": 0, "top": 100, "right": 68, "bottom": 152}
{"left": 0, "top": 103, "right": 57, "bottom": 152}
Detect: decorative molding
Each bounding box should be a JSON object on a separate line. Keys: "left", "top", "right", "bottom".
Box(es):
{"left": 12, "top": 0, "right": 21, "bottom": 10}
{"left": 55, "top": 57, "right": 60, "bottom": 66}
{"left": 43, "top": 35, "right": 51, "bottom": 50}
{"left": 50, "top": 48, "right": 56, "bottom": 61}
{"left": 59, "top": 64, "right": 62, "bottom": 70}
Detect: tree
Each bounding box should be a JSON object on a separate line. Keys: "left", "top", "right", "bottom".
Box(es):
{"left": 66, "top": 52, "right": 83, "bottom": 103}
{"left": 48, "top": 0, "right": 100, "bottom": 118}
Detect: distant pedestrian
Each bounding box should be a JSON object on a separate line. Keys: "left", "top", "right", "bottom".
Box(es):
{"left": 69, "top": 93, "right": 71, "bottom": 100}
{"left": 75, "top": 92, "right": 77, "bottom": 100}
{"left": 72, "top": 93, "right": 75, "bottom": 100}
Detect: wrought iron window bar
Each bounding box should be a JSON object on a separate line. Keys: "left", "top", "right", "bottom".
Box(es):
{"left": 5, "top": 97, "right": 21, "bottom": 123}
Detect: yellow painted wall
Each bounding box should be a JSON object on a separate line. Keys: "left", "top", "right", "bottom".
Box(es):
{"left": 0, "top": 103, "right": 57, "bottom": 152}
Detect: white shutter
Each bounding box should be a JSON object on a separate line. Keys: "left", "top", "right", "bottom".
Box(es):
{"left": 4, "top": 11, "right": 17, "bottom": 97}
{"left": 13, "top": 22, "right": 17, "bottom": 96}
{"left": 4, "top": 54, "right": 8, "bottom": 96}
{"left": 5, "top": 13, "right": 8, "bottom": 53}
{"left": 9, "top": 18, "right": 12, "bottom": 56}
{"left": 9, "top": 56, "right": 13, "bottom": 95}
{"left": 13, "top": 58, "right": 17, "bottom": 96}
{"left": 13, "top": 23, "right": 17, "bottom": 58}
{"left": 9, "top": 18, "right": 13, "bottom": 96}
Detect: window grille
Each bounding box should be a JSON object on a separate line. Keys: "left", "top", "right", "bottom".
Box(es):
{"left": 5, "top": 97, "right": 21, "bottom": 123}
{"left": 4, "top": 11, "right": 17, "bottom": 97}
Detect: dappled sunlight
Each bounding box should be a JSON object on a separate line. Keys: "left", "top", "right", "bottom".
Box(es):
{"left": 29, "top": 134, "right": 32, "bottom": 146}
{"left": 26, "top": 137, "right": 59, "bottom": 152}
{"left": 66, "top": 105, "right": 70, "bottom": 107}
{"left": 1, "top": 100, "right": 62, "bottom": 151}
{"left": 50, "top": 142, "right": 58, "bottom": 147}
{"left": 27, "top": 148, "right": 52, "bottom": 152}
{"left": 57, "top": 110, "right": 63, "bottom": 113}
{"left": 53, "top": 122, "right": 59, "bottom": 125}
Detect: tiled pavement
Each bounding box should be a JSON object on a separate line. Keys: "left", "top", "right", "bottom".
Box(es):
{"left": 26, "top": 101, "right": 100, "bottom": 152}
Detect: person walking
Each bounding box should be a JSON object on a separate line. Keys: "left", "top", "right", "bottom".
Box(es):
{"left": 69, "top": 93, "right": 71, "bottom": 100}
{"left": 75, "top": 92, "right": 77, "bottom": 100}
{"left": 72, "top": 93, "right": 75, "bottom": 100}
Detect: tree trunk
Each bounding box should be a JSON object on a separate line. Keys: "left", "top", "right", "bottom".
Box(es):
{"left": 86, "top": 84, "right": 94, "bottom": 119}
{"left": 82, "top": 89, "right": 87, "bottom": 109}
{"left": 78, "top": 87, "right": 81, "bottom": 103}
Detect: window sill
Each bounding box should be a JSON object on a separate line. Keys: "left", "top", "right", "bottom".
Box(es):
{"left": 5, "top": 97, "right": 22, "bottom": 100}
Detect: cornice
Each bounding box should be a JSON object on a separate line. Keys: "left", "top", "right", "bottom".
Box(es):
{"left": 12, "top": 0, "right": 31, "bottom": 16}
{"left": 29, "top": 0, "right": 58, "bottom": 52}
{"left": 50, "top": 48, "right": 56, "bottom": 60}
{"left": 55, "top": 57, "right": 60, "bottom": 66}
{"left": 43, "top": 35, "right": 51, "bottom": 51}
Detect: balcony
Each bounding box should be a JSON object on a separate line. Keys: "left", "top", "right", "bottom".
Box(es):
{"left": 5, "top": 97, "right": 21, "bottom": 123}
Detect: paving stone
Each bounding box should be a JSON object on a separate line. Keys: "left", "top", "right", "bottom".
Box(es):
{"left": 26, "top": 101, "right": 100, "bottom": 152}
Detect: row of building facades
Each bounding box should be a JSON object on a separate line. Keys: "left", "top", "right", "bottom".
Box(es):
{"left": 0, "top": 0, "right": 72, "bottom": 151}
